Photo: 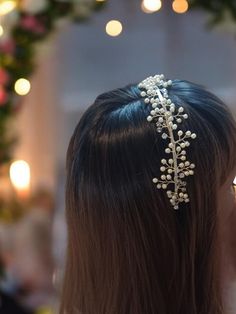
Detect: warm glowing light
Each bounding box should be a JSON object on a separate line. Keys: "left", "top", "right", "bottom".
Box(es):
{"left": 96, "top": 0, "right": 106, "bottom": 2}
{"left": 0, "top": 25, "right": 3, "bottom": 36}
{"left": 172, "top": 0, "right": 189, "bottom": 14}
{"left": 141, "top": 2, "right": 153, "bottom": 13}
{"left": 14, "top": 78, "right": 31, "bottom": 96}
{"left": 0, "top": 0, "right": 17, "bottom": 15}
{"left": 10, "top": 160, "right": 31, "bottom": 191}
{"left": 106, "top": 20, "right": 123, "bottom": 37}
{"left": 234, "top": 177, "right": 236, "bottom": 185}
{"left": 141, "top": 0, "right": 162, "bottom": 13}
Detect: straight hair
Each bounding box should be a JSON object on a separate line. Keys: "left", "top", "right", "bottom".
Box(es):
{"left": 60, "top": 80, "right": 236, "bottom": 314}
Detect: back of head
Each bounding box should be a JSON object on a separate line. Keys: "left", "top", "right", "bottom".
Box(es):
{"left": 60, "top": 78, "right": 236, "bottom": 314}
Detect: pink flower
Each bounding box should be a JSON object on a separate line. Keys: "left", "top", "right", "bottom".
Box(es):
{"left": 0, "top": 87, "right": 8, "bottom": 106}
{"left": 20, "top": 16, "right": 46, "bottom": 34}
{"left": 0, "top": 68, "right": 10, "bottom": 86}
{"left": 0, "top": 39, "right": 16, "bottom": 55}
{"left": 21, "top": 15, "right": 38, "bottom": 29}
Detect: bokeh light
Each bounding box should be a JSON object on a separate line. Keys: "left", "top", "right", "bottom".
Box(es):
{"left": 141, "top": 0, "right": 162, "bottom": 13}
{"left": 14, "top": 78, "right": 31, "bottom": 96}
{"left": 0, "top": 25, "right": 3, "bottom": 36}
{"left": 172, "top": 0, "right": 189, "bottom": 14}
{"left": 0, "top": 0, "right": 17, "bottom": 15}
{"left": 106, "top": 20, "right": 123, "bottom": 37}
{"left": 10, "top": 160, "right": 31, "bottom": 190}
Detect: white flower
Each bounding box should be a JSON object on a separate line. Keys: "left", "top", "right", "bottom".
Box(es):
{"left": 20, "top": 0, "right": 48, "bottom": 15}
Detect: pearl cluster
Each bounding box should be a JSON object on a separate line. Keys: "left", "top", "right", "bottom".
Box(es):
{"left": 138, "top": 74, "right": 197, "bottom": 210}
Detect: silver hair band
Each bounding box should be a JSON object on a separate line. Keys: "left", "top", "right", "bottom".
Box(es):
{"left": 138, "top": 74, "right": 196, "bottom": 210}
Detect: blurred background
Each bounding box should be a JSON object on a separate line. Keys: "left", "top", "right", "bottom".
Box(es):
{"left": 0, "top": 0, "right": 236, "bottom": 313}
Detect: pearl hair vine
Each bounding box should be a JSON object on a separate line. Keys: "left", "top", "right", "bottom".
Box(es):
{"left": 138, "top": 74, "right": 197, "bottom": 210}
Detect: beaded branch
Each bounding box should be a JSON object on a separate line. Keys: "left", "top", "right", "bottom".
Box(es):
{"left": 138, "top": 75, "right": 196, "bottom": 210}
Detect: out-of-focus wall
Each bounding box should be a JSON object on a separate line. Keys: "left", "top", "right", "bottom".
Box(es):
{"left": 14, "top": 42, "right": 63, "bottom": 192}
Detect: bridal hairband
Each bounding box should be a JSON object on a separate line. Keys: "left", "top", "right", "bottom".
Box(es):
{"left": 138, "top": 75, "right": 196, "bottom": 209}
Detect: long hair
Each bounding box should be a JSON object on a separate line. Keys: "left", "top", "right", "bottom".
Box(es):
{"left": 60, "top": 80, "right": 236, "bottom": 314}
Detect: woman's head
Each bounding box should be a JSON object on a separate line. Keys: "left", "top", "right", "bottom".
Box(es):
{"left": 60, "top": 78, "right": 236, "bottom": 314}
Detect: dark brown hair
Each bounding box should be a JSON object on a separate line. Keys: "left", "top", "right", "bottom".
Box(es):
{"left": 60, "top": 80, "right": 236, "bottom": 314}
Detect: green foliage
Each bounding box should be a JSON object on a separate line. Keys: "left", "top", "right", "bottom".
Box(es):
{"left": 0, "top": 0, "right": 106, "bottom": 167}
{"left": 189, "top": 0, "right": 236, "bottom": 26}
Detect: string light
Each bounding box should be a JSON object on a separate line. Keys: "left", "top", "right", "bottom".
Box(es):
{"left": 14, "top": 78, "right": 31, "bottom": 96}
{"left": 172, "top": 0, "right": 189, "bottom": 14}
{"left": 106, "top": 20, "right": 123, "bottom": 37}
{"left": 0, "top": 25, "right": 3, "bottom": 36}
{"left": 10, "top": 160, "right": 31, "bottom": 191}
{"left": 0, "top": 0, "right": 17, "bottom": 15}
{"left": 141, "top": 0, "right": 162, "bottom": 13}
{"left": 141, "top": 2, "right": 154, "bottom": 14}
